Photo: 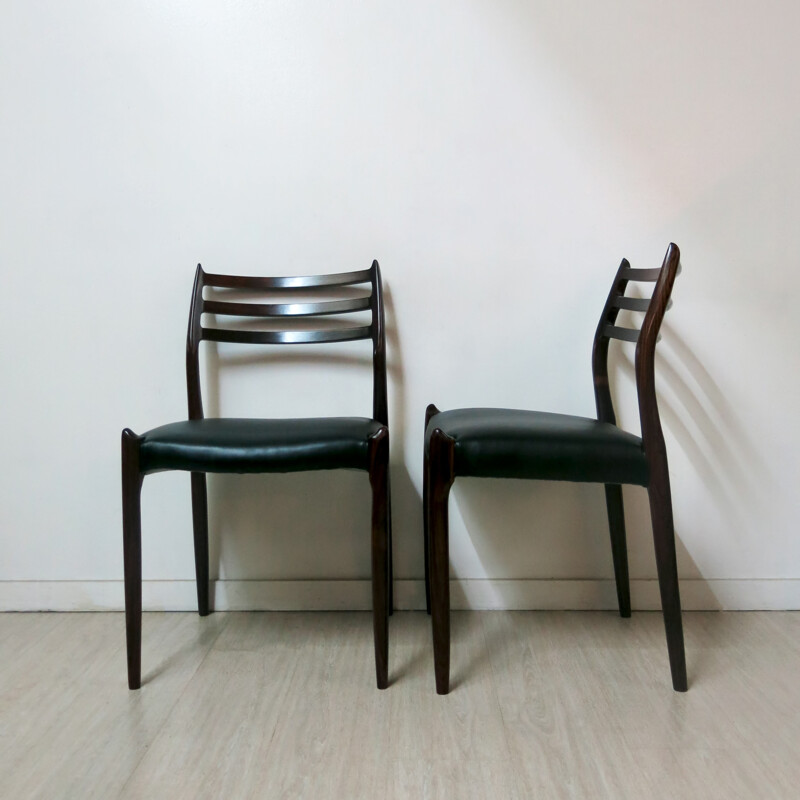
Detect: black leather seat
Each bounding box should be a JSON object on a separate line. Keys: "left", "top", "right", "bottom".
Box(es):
{"left": 141, "top": 417, "right": 384, "bottom": 475}
{"left": 425, "top": 408, "right": 648, "bottom": 485}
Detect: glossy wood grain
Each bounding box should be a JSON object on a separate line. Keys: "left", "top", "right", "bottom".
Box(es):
{"left": 427, "top": 427, "right": 455, "bottom": 695}
{"left": 121, "top": 428, "right": 143, "bottom": 690}
{"left": 202, "top": 295, "right": 371, "bottom": 317}
{"left": 190, "top": 472, "right": 210, "bottom": 616}
{"left": 185, "top": 262, "right": 383, "bottom": 421}
{"left": 202, "top": 268, "right": 373, "bottom": 289}
{"left": 369, "top": 427, "right": 391, "bottom": 689}
{"left": 634, "top": 244, "right": 686, "bottom": 691}
{"left": 422, "top": 403, "right": 441, "bottom": 616}
{"left": 200, "top": 324, "right": 373, "bottom": 345}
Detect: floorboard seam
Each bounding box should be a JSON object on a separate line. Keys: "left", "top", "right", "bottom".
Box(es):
{"left": 480, "top": 612, "right": 525, "bottom": 799}
{"left": 114, "top": 612, "right": 232, "bottom": 798}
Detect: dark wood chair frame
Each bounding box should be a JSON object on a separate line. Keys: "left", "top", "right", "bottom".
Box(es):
{"left": 424, "top": 243, "right": 687, "bottom": 694}
{"left": 122, "top": 260, "right": 391, "bottom": 690}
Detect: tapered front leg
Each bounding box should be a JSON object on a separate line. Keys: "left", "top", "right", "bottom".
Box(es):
{"left": 191, "top": 472, "right": 210, "bottom": 616}
{"left": 387, "top": 470, "right": 394, "bottom": 616}
{"left": 423, "top": 404, "right": 440, "bottom": 615}
{"left": 369, "top": 427, "right": 390, "bottom": 689}
{"left": 604, "top": 484, "right": 631, "bottom": 618}
{"left": 648, "top": 462, "right": 687, "bottom": 691}
{"left": 427, "top": 426, "right": 454, "bottom": 695}
{"left": 121, "top": 429, "right": 143, "bottom": 690}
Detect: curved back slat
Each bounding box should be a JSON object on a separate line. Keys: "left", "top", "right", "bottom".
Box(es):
{"left": 612, "top": 296, "right": 673, "bottom": 313}
{"left": 602, "top": 324, "right": 664, "bottom": 344}
{"left": 618, "top": 266, "right": 661, "bottom": 281}
{"left": 203, "top": 269, "right": 372, "bottom": 289}
{"left": 603, "top": 324, "right": 641, "bottom": 343}
{"left": 197, "top": 268, "right": 375, "bottom": 346}
{"left": 185, "top": 261, "right": 386, "bottom": 422}
{"left": 612, "top": 296, "right": 650, "bottom": 312}
{"left": 202, "top": 296, "right": 371, "bottom": 318}
{"left": 201, "top": 325, "right": 373, "bottom": 345}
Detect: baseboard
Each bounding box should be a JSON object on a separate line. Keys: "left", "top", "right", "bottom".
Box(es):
{"left": 2, "top": 578, "right": 799, "bottom": 611}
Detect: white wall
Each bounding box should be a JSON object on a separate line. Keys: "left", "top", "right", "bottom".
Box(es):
{"left": 2, "top": 0, "right": 799, "bottom": 610}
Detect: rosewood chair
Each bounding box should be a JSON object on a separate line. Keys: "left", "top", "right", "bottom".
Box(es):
{"left": 122, "top": 261, "right": 391, "bottom": 690}
{"left": 423, "top": 243, "right": 686, "bottom": 694}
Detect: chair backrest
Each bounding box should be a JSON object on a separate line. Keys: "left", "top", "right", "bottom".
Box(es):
{"left": 591, "top": 243, "right": 681, "bottom": 459}
{"left": 185, "top": 261, "right": 387, "bottom": 424}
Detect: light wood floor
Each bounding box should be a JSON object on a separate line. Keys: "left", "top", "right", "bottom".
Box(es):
{"left": 2, "top": 611, "right": 799, "bottom": 799}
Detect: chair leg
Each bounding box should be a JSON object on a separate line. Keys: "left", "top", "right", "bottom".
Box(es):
{"left": 428, "top": 427, "right": 454, "bottom": 695}
{"left": 368, "top": 428, "right": 390, "bottom": 689}
{"left": 387, "top": 471, "right": 394, "bottom": 616}
{"left": 423, "top": 404, "right": 440, "bottom": 616}
{"left": 604, "top": 484, "right": 631, "bottom": 618}
{"left": 647, "top": 466, "right": 688, "bottom": 691}
{"left": 423, "top": 449, "right": 431, "bottom": 615}
{"left": 191, "top": 472, "right": 211, "bottom": 616}
{"left": 121, "top": 429, "right": 143, "bottom": 690}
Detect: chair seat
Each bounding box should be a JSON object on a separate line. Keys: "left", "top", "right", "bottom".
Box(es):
{"left": 425, "top": 408, "right": 649, "bottom": 485}
{"left": 139, "top": 417, "right": 385, "bottom": 475}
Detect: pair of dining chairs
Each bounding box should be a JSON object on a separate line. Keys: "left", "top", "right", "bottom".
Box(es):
{"left": 121, "top": 244, "right": 686, "bottom": 695}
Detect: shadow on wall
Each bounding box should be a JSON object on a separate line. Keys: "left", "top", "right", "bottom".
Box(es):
{"left": 198, "top": 283, "right": 420, "bottom": 586}
{"left": 610, "top": 301, "right": 769, "bottom": 605}
{"left": 453, "top": 475, "right": 714, "bottom": 610}
{"left": 455, "top": 477, "right": 624, "bottom": 575}
{"left": 382, "top": 287, "right": 424, "bottom": 585}
{"left": 618, "top": 324, "right": 772, "bottom": 542}
{"left": 449, "top": 302, "right": 723, "bottom": 611}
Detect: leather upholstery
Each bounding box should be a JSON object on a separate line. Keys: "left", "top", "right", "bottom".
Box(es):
{"left": 139, "top": 417, "right": 385, "bottom": 475}
{"left": 425, "top": 408, "right": 649, "bottom": 486}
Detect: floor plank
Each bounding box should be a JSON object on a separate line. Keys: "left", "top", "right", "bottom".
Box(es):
{"left": 1, "top": 612, "right": 228, "bottom": 800}
{"left": 2, "top": 611, "right": 799, "bottom": 799}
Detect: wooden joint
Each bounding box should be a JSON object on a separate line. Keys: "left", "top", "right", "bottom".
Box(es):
{"left": 429, "top": 427, "right": 455, "bottom": 488}
{"left": 368, "top": 427, "right": 389, "bottom": 482}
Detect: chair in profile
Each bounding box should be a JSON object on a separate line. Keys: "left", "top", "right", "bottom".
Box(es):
{"left": 423, "top": 243, "right": 686, "bottom": 694}
{"left": 122, "top": 261, "right": 391, "bottom": 690}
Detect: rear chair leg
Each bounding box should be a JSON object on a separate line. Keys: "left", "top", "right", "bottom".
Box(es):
{"left": 604, "top": 484, "right": 631, "bottom": 617}
{"left": 191, "top": 472, "right": 210, "bottom": 616}
{"left": 428, "top": 427, "right": 454, "bottom": 695}
{"left": 648, "top": 465, "right": 688, "bottom": 691}
{"left": 368, "top": 428, "right": 390, "bottom": 689}
{"left": 121, "top": 429, "right": 143, "bottom": 690}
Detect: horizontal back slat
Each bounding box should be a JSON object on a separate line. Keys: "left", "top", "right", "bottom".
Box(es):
{"left": 611, "top": 295, "right": 672, "bottom": 311}
{"left": 186, "top": 260, "right": 386, "bottom": 423}
{"left": 619, "top": 267, "right": 661, "bottom": 281}
{"left": 204, "top": 269, "right": 372, "bottom": 290}
{"left": 203, "top": 296, "right": 371, "bottom": 318}
{"left": 611, "top": 296, "right": 674, "bottom": 312}
{"left": 201, "top": 325, "right": 373, "bottom": 345}
{"left": 613, "top": 296, "right": 651, "bottom": 312}
{"left": 603, "top": 324, "right": 640, "bottom": 343}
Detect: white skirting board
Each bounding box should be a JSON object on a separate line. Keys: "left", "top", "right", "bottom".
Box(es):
{"left": 1, "top": 579, "right": 800, "bottom": 611}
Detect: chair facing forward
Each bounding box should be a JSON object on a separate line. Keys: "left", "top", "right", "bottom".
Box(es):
{"left": 122, "top": 261, "right": 391, "bottom": 690}
{"left": 424, "top": 243, "right": 686, "bottom": 694}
